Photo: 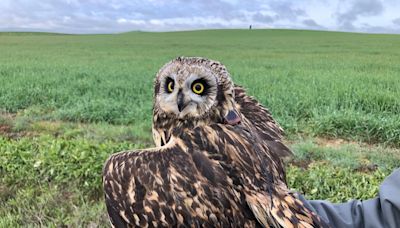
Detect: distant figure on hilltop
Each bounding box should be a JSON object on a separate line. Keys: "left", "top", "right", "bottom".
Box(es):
{"left": 249, "top": 25, "right": 252, "bottom": 30}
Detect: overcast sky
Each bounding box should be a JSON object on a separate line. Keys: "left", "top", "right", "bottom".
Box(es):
{"left": 1, "top": 0, "right": 400, "bottom": 34}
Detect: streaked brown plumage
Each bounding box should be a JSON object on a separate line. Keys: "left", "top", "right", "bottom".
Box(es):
{"left": 103, "top": 57, "right": 327, "bottom": 227}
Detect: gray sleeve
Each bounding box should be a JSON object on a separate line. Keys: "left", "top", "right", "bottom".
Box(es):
{"left": 298, "top": 168, "right": 400, "bottom": 228}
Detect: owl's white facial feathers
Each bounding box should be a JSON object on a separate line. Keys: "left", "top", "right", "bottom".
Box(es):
{"left": 156, "top": 65, "right": 218, "bottom": 119}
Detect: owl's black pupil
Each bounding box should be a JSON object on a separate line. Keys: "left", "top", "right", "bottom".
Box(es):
{"left": 165, "top": 78, "right": 174, "bottom": 93}
{"left": 195, "top": 84, "right": 201, "bottom": 91}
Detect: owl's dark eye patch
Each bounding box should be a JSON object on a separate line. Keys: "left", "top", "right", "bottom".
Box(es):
{"left": 165, "top": 77, "right": 174, "bottom": 93}
{"left": 191, "top": 79, "right": 209, "bottom": 96}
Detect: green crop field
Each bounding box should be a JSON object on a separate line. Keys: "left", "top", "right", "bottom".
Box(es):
{"left": 1, "top": 29, "right": 400, "bottom": 226}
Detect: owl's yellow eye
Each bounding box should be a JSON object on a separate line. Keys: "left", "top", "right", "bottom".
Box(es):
{"left": 192, "top": 82, "right": 204, "bottom": 94}
{"left": 167, "top": 81, "right": 174, "bottom": 93}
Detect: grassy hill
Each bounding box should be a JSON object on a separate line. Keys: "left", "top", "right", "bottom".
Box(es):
{"left": 1, "top": 29, "right": 399, "bottom": 226}
{"left": 1, "top": 29, "right": 399, "bottom": 144}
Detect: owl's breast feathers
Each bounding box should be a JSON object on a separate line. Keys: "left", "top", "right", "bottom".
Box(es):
{"left": 103, "top": 124, "right": 327, "bottom": 227}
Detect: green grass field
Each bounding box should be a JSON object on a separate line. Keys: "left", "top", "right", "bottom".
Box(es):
{"left": 1, "top": 29, "right": 400, "bottom": 226}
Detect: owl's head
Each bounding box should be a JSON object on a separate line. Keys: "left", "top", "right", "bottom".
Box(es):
{"left": 153, "top": 57, "right": 240, "bottom": 124}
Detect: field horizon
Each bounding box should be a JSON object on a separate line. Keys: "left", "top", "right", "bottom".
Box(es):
{"left": 2, "top": 28, "right": 400, "bottom": 36}
{"left": 1, "top": 29, "right": 399, "bottom": 226}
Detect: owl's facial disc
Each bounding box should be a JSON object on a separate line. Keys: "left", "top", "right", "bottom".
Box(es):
{"left": 158, "top": 73, "right": 217, "bottom": 119}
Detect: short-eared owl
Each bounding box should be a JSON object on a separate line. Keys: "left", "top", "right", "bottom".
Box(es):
{"left": 103, "top": 57, "right": 326, "bottom": 227}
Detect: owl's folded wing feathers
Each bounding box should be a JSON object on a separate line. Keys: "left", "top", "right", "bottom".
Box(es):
{"left": 245, "top": 182, "right": 328, "bottom": 228}
{"left": 103, "top": 136, "right": 240, "bottom": 227}
{"left": 234, "top": 86, "right": 292, "bottom": 157}
{"left": 103, "top": 125, "right": 325, "bottom": 227}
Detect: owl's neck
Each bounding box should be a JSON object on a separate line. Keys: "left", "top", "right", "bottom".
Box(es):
{"left": 152, "top": 107, "right": 224, "bottom": 147}
{"left": 154, "top": 112, "right": 221, "bottom": 131}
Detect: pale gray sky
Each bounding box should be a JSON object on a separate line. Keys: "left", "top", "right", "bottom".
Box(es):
{"left": 1, "top": 0, "right": 400, "bottom": 34}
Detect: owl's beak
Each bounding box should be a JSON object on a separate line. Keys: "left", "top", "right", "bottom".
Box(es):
{"left": 177, "top": 90, "right": 186, "bottom": 112}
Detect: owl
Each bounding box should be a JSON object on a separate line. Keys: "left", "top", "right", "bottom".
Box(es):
{"left": 103, "top": 57, "right": 327, "bottom": 227}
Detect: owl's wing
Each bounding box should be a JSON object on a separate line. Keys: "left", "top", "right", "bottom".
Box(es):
{"left": 234, "top": 86, "right": 292, "bottom": 157}
{"left": 102, "top": 134, "right": 239, "bottom": 227}
{"left": 103, "top": 125, "right": 325, "bottom": 227}
{"left": 245, "top": 182, "right": 328, "bottom": 228}
{"left": 104, "top": 141, "right": 196, "bottom": 227}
